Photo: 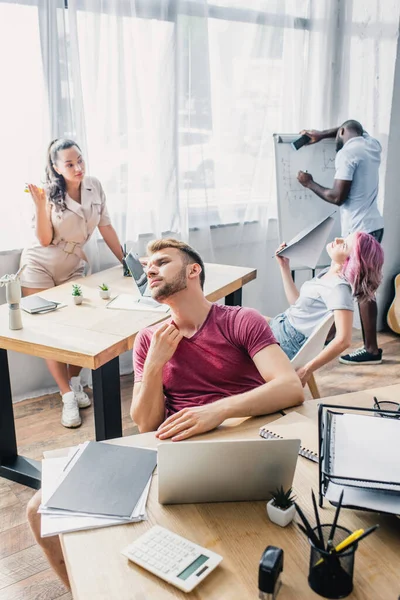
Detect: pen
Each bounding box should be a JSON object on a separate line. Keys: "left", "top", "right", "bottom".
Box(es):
{"left": 297, "top": 523, "right": 322, "bottom": 550}
{"left": 373, "top": 396, "right": 381, "bottom": 410}
{"left": 335, "top": 524, "right": 379, "bottom": 555}
{"left": 327, "top": 489, "right": 344, "bottom": 550}
{"left": 315, "top": 529, "right": 364, "bottom": 566}
{"left": 311, "top": 490, "right": 324, "bottom": 549}
{"left": 295, "top": 502, "right": 323, "bottom": 549}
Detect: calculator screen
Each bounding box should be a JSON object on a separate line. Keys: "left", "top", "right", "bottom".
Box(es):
{"left": 177, "top": 554, "right": 208, "bottom": 581}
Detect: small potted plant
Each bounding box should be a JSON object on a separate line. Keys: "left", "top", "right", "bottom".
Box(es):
{"left": 72, "top": 283, "right": 83, "bottom": 305}
{"left": 267, "top": 486, "right": 296, "bottom": 527}
{"left": 98, "top": 283, "right": 110, "bottom": 299}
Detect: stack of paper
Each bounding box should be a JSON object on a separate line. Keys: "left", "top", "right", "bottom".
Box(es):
{"left": 39, "top": 441, "right": 157, "bottom": 537}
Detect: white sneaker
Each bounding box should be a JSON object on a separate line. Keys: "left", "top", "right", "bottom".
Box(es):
{"left": 70, "top": 376, "right": 92, "bottom": 408}
{"left": 61, "top": 391, "right": 82, "bottom": 428}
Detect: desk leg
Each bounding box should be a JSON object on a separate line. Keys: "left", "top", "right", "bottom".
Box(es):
{"left": 0, "top": 349, "right": 41, "bottom": 489}
{"left": 92, "top": 356, "right": 122, "bottom": 441}
{"left": 225, "top": 288, "right": 242, "bottom": 306}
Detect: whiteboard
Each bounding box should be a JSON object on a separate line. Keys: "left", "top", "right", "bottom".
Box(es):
{"left": 273, "top": 134, "right": 341, "bottom": 266}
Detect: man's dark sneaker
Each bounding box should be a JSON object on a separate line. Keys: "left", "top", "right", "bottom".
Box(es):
{"left": 339, "top": 347, "right": 383, "bottom": 365}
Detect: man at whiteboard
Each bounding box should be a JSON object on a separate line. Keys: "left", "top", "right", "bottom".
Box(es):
{"left": 296, "top": 120, "right": 384, "bottom": 366}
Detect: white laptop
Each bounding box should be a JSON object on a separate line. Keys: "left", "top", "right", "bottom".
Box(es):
{"left": 158, "top": 438, "right": 300, "bottom": 504}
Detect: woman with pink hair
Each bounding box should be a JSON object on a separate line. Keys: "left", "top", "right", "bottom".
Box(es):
{"left": 267, "top": 232, "right": 384, "bottom": 386}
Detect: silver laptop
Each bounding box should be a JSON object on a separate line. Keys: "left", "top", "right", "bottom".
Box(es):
{"left": 158, "top": 438, "right": 300, "bottom": 504}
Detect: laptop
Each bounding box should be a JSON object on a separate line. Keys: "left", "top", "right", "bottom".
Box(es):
{"left": 157, "top": 438, "right": 300, "bottom": 504}
{"left": 123, "top": 251, "right": 152, "bottom": 297}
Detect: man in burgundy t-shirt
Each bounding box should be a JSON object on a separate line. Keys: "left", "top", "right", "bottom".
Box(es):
{"left": 131, "top": 239, "right": 304, "bottom": 441}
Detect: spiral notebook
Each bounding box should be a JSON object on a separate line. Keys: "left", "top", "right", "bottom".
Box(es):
{"left": 259, "top": 412, "right": 318, "bottom": 463}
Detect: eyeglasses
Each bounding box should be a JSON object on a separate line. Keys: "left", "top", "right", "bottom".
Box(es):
{"left": 373, "top": 396, "right": 400, "bottom": 419}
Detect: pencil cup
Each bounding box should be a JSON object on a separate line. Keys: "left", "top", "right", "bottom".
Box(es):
{"left": 374, "top": 401, "right": 400, "bottom": 419}
{"left": 308, "top": 525, "right": 356, "bottom": 599}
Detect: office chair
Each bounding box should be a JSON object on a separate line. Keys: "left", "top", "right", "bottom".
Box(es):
{"left": 291, "top": 313, "right": 335, "bottom": 399}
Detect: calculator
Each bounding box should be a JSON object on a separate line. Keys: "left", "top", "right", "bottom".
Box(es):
{"left": 121, "top": 525, "right": 223, "bottom": 593}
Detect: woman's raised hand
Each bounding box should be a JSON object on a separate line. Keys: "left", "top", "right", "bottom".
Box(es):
{"left": 275, "top": 242, "right": 290, "bottom": 268}
{"left": 26, "top": 184, "right": 46, "bottom": 208}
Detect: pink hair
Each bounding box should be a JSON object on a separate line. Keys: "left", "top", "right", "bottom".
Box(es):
{"left": 341, "top": 232, "right": 384, "bottom": 303}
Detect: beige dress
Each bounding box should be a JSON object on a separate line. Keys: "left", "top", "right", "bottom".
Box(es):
{"left": 20, "top": 176, "right": 112, "bottom": 288}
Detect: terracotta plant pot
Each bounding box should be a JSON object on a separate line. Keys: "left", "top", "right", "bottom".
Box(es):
{"left": 266, "top": 499, "right": 295, "bottom": 527}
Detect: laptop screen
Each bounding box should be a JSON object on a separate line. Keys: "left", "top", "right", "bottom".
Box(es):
{"left": 123, "top": 252, "right": 148, "bottom": 296}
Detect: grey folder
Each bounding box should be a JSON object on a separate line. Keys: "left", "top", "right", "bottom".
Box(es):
{"left": 46, "top": 442, "right": 157, "bottom": 518}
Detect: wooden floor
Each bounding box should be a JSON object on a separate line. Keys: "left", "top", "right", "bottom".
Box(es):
{"left": 0, "top": 329, "right": 399, "bottom": 600}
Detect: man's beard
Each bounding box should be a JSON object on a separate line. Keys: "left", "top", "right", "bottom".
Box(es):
{"left": 151, "top": 268, "right": 187, "bottom": 301}
{"left": 336, "top": 139, "right": 344, "bottom": 152}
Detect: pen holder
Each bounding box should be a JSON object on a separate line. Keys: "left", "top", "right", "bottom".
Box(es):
{"left": 308, "top": 525, "right": 356, "bottom": 599}
{"left": 6, "top": 280, "right": 23, "bottom": 330}
{"left": 374, "top": 401, "right": 400, "bottom": 419}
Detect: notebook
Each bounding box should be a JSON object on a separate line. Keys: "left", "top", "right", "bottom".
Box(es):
{"left": 259, "top": 412, "right": 318, "bottom": 463}
{"left": 21, "top": 295, "right": 60, "bottom": 314}
{"left": 45, "top": 441, "right": 157, "bottom": 518}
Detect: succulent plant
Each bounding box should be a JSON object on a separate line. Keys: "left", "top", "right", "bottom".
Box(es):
{"left": 269, "top": 486, "right": 296, "bottom": 510}
{"left": 72, "top": 284, "right": 83, "bottom": 297}
{"left": 98, "top": 283, "right": 109, "bottom": 291}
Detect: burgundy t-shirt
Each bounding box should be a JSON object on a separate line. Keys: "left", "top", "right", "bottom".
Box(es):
{"left": 133, "top": 304, "right": 277, "bottom": 416}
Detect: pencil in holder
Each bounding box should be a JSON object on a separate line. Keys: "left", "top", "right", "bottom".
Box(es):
{"left": 308, "top": 525, "right": 356, "bottom": 599}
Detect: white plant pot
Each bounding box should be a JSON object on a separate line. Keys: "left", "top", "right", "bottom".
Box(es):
{"left": 73, "top": 296, "right": 83, "bottom": 305}
{"left": 266, "top": 499, "right": 295, "bottom": 527}
{"left": 99, "top": 289, "right": 110, "bottom": 299}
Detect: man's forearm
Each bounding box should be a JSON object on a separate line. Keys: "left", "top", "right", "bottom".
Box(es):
{"left": 215, "top": 375, "right": 304, "bottom": 420}
{"left": 320, "top": 127, "right": 339, "bottom": 139}
{"left": 307, "top": 180, "right": 341, "bottom": 206}
{"left": 131, "top": 364, "right": 165, "bottom": 432}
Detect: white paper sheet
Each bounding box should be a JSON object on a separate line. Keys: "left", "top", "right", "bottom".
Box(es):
{"left": 106, "top": 294, "right": 170, "bottom": 312}
{"left": 330, "top": 413, "right": 400, "bottom": 491}
{"left": 276, "top": 213, "right": 336, "bottom": 269}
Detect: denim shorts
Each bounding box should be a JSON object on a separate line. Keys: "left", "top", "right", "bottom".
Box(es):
{"left": 268, "top": 313, "right": 307, "bottom": 360}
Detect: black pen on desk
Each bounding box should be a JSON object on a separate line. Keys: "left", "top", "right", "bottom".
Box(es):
{"left": 327, "top": 489, "right": 344, "bottom": 550}
{"left": 336, "top": 524, "right": 380, "bottom": 555}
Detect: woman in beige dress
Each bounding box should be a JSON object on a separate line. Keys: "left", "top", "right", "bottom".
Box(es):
{"left": 21, "top": 138, "right": 124, "bottom": 428}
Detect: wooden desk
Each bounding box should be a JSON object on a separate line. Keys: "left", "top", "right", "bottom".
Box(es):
{"left": 0, "top": 262, "right": 256, "bottom": 489}
{"left": 57, "top": 385, "right": 400, "bottom": 600}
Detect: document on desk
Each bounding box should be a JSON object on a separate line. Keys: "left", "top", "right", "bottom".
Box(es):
{"left": 106, "top": 294, "right": 170, "bottom": 313}
{"left": 44, "top": 441, "right": 157, "bottom": 519}
{"left": 40, "top": 455, "right": 152, "bottom": 536}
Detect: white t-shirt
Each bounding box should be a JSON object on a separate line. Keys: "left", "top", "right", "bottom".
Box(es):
{"left": 335, "top": 133, "right": 384, "bottom": 237}
{"left": 285, "top": 270, "right": 354, "bottom": 338}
